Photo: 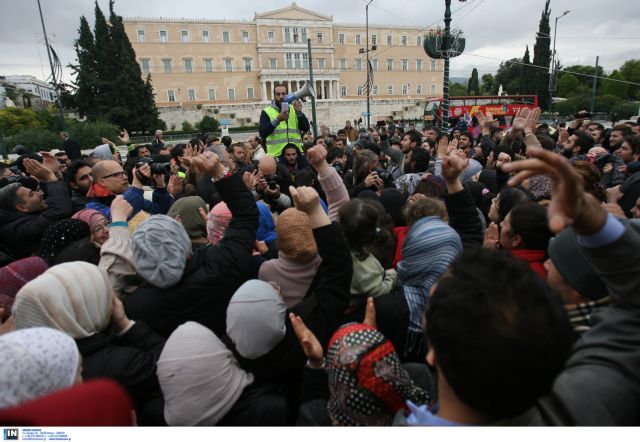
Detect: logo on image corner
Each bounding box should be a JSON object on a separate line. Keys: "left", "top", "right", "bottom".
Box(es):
{"left": 3, "top": 429, "right": 19, "bottom": 440}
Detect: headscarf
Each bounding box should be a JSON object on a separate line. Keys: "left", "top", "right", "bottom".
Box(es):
{"left": 40, "top": 219, "right": 90, "bottom": 263}
{"left": 0, "top": 257, "right": 48, "bottom": 321}
{"left": 131, "top": 215, "right": 191, "bottom": 288}
{"left": 461, "top": 158, "right": 483, "bottom": 183}
{"left": 256, "top": 202, "right": 277, "bottom": 243}
{"left": 226, "top": 280, "right": 287, "bottom": 360}
{"left": 157, "top": 321, "right": 253, "bottom": 426}
{"left": 394, "top": 173, "right": 423, "bottom": 196}
{"left": 397, "top": 217, "right": 462, "bottom": 333}
{"left": 206, "top": 202, "right": 232, "bottom": 245}
{"left": 0, "top": 327, "right": 80, "bottom": 408}
{"left": 12, "top": 262, "right": 113, "bottom": 339}
{"left": 276, "top": 208, "right": 317, "bottom": 264}
{"left": 93, "top": 144, "right": 112, "bottom": 160}
{"left": 72, "top": 209, "right": 109, "bottom": 240}
{"left": 167, "top": 196, "right": 208, "bottom": 240}
{"left": 326, "top": 323, "right": 431, "bottom": 426}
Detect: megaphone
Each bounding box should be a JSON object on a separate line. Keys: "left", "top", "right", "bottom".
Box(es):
{"left": 283, "top": 81, "right": 316, "bottom": 103}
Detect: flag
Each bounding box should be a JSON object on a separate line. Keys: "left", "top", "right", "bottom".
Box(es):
{"left": 361, "top": 60, "right": 374, "bottom": 95}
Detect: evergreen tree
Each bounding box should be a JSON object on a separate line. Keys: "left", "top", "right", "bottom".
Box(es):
{"left": 467, "top": 68, "right": 480, "bottom": 95}
{"left": 520, "top": 45, "right": 534, "bottom": 95}
{"left": 480, "top": 73, "right": 495, "bottom": 95}
{"left": 92, "top": 2, "right": 116, "bottom": 119}
{"left": 601, "top": 70, "right": 629, "bottom": 99}
{"left": 532, "top": 0, "right": 551, "bottom": 109}
{"left": 494, "top": 59, "right": 523, "bottom": 95}
{"left": 557, "top": 73, "right": 579, "bottom": 97}
{"left": 69, "top": 16, "right": 98, "bottom": 119}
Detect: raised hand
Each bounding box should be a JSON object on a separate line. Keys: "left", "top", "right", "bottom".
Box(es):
{"left": 167, "top": 175, "right": 184, "bottom": 198}
{"left": 363, "top": 297, "right": 377, "bottom": 328}
{"left": 524, "top": 107, "right": 542, "bottom": 133}
{"left": 111, "top": 295, "right": 132, "bottom": 333}
{"left": 511, "top": 108, "right": 530, "bottom": 131}
{"left": 483, "top": 222, "right": 500, "bottom": 250}
{"left": 117, "top": 129, "right": 130, "bottom": 144}
{"left": 441, "top": 148, "right": 468, "bottom": 184}
{"left": 24, "top": 158, "right": 56, "bottom": 182}
{"left": 437, "top": 136, "right": 450, "bottom": 158}
{"left": 502, "top": 147, "right": 607, "bottom": 235}
{"left": 306, "top": 144, "right": 328, "bottom": 170}
{"left": 110, "top": 195, "right": 133, "bottom": 222}
{"left": 289, "top": 185, "right": 320, "bottom": 214}
{"left": 290, "top": 313, "right": 324, "bottom": 367}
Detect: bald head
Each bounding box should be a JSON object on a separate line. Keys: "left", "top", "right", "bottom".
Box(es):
{"left": 92, "top": 160, "right": 128, "bottom": 194}
{"left": 91, "top": 160, "right": 120, "bottom": 179}
{"left": 259, "top": 156, "right": 277, "bottom": 175}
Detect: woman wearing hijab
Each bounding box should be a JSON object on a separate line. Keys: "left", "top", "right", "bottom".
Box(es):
{"left": 38, "top": 219, "right": 90, "bottom": 264}
{"left": 0, "top": 328, "right": 82, "bottom": 409}
{"left": 72, "top": 209, "right": 110, "bottom": 247}
{"left": 12, "top": 262, "right": 166, "bottom": 425}
{"left": 167, "top": 196, "right": 209, "bottom": 250}
{"left": 158, "top": 322, "right": 286, "bottom": 426}
{"left": 0, "top": 257, "right": 48, "bottom": 322}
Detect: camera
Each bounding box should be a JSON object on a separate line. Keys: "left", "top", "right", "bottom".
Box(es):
{"left": 264, "top": 173, "right": 280, "bottom": 190}
{"left": 331, "top": 163, "right": 345, "bottom": 176}
{"left": 375, "top": 168, "right": 393, "bottom": 187}
{"left": 135, "top": 157, "right": 171, "bottom": 187}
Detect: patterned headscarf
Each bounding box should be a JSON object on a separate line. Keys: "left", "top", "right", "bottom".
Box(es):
{"left": 326, "top": 323, "right": 431, "bottom": 426}
{"left": 206, "top": 202, "right": 232, "bottom": 245}
{"left": 397, "top": 216, "right": 462, "bottom": 333}
{"left": 40, "top": 219, "right": 90, "bottom": 263}
{"left": 0, "top": 327, "right": 80, "bottom": 408}
{"left": 0, "top": 257, "right": 48, "bottom": 321}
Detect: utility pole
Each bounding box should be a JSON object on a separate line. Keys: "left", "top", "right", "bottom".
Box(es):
{"left": 590, "top": 56, "right": 599, "bottom": 115}
{"left": 37, "top": 0, "right": 66, "bottom": 132}
{"left": 365, "top": 0, "right": 373, "bottom": 128}
{"left": 549, "top": 10, "right": 570, "bottom": 121}
{"left": 307, "top": 38, "right": 318, "bottom": 139}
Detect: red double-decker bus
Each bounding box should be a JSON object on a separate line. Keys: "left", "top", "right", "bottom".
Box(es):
{"left": 423, "top": 95, "right": 539, "bottom": 129}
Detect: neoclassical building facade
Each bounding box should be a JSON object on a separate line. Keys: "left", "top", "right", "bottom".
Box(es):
{"left": 124, "top": 3, "right": 443, "bottom": 108}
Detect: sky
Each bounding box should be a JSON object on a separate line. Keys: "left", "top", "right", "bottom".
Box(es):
{"left": 1, "top": 0, "right": 638, "bottom": 85}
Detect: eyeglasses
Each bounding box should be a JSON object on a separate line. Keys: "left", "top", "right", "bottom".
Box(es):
{"left": 101, "top": 171, "right": 127, "bottom": 179}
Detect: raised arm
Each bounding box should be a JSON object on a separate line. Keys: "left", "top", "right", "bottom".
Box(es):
{"left": 308, "top": 144, "right": 349, "bottom": 221}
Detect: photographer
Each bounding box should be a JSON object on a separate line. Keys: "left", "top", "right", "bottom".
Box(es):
{"left": 252, "top": 156, "right": 293, "bottom": 214}
{"left": 342, "top": 149, "right": 385, "bottom": 199}
{"left": 86, "top": 160, "right": 173, "bottom": 219}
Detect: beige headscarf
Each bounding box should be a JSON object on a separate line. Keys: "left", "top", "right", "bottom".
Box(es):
{"left": 12, "top": 262, "right": 113, "bottom": 339}
{"left": 157, "top": 321, "right": 254, "bottom": 426}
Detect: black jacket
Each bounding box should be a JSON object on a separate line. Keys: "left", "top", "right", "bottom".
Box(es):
{"left": 76, "top": 321, "right": 166, "bottom": 425}
{"left": 0, "top": 181, "right": 73, "bottom": 259}
{"left": 124, "top": 174, "right": 259, "bottom": 339}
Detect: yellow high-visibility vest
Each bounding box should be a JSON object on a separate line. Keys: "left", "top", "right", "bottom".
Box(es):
{"left": 264, "top": 105, "right": 303, "bottom": 157}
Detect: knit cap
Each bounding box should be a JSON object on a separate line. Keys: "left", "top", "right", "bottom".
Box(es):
{"left": 276, "top": 208, "right": 317, "bottom": 264}
{"left": 131, "top": 215, "right": 191, "bottom": 288}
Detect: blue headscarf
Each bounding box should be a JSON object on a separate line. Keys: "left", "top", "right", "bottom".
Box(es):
{"left": 256, "top": 202, "right": 277, "bottom": 243}
{"left": 397, "top": 217, "right": 462, "bottom": 333}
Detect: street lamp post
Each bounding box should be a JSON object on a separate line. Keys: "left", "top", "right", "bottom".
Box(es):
{"left": 365, "top": 0, "right": 375, "bottom": 128}
{"left": 440, "top": 0, "right": 466, "bottom": 131}
{"left": 549, "top": 10, "right": 570, "bottom": 121}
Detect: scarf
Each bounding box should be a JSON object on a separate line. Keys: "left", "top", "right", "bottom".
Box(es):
{"left": 86, "top": 181, "right": 115, "bottom": 199}
{"left": 72, "top": 209, "right": 109, "bottom": 235}
{"left": 397, "top": 217, "right": 462, "bottom": 334}
{"left": 206, "top": 202, "right": 232, "bottom": 245}
{"left": 158, "top": 321, "right": 253, "bottom": 425}
{"left": 167, "top": 196, "right": 208, "bottom": 240}
{"left": 39, "top": 219, "right": 90, "bottom": 263}
{"left": 0, "top": 257, "right": 48, "bottom": 321}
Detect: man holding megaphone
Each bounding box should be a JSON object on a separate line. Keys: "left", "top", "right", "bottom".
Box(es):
{"left": 259, "top": 83, "right": 312, "bottom": 157}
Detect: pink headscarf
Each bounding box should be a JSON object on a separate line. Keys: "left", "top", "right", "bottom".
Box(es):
{"left": 72, "top": 209, "right": 108, "bottom": 234}
{"left": 0, "top": 257, "right": 49, "bottom": 320}
{"left": 206, "top": 202, "right": 232, "bottom": 245}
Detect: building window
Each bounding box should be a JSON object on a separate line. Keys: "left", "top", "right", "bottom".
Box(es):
{"left": 159, "top": 30, "right": 168, "bottom": 43}
{"left": 162, "top": 59, "right": 172, "bottom": 73}
{"left": 355, "top": 59, "right": 362, "bottom": 71}
{"left": 204, "top": 58, "right": 213, "bottom": 72}
{"left": 181, "top": 30, "right": 189, "bottom": 43}
{"left": 269, "top": 58, "right": 277, "bottom": 69}
{"left": 417, "top": 36, "right": 422, "bottom": 46}
{"left": 140, "top": 59, "right": 150, "bottom": 74}
{"left": 341, "top": 85, "right": 347, "bottom": 96}
{"left": 318, "top": 58, "right": 325, "bottom": 69}
{"left": 416, "top": 84, "right": 423, "bottom": 94}
{"left": 184, "top": 59, "right": 193, "bottom": 73}
{"left": 387, "top": 34, "right": 392, "bottom": 45}
{"left": 387, "top": 59, "right": 393, "bottom": 71}
{"left": 243, "top": 58, "right": 252, "bottom": 72}
{"left": 402, "top": 84, "right": 409, "bottom": 95}
{"left": 338, "top": 33, "right": 345, "bottom": 44}
{"left": 242, "top": 31, "right": 249, "bottom": 43}
{"left": 402, "top": 35, "right": 408, "bottom": 46}
{"left": 268, "top": 31, "right": 275, "bottom": 43}
{"left": 284, "top": 28, "right": 291, "bottom": 43}
{"left": 317, "top": 32, "right": 323, "bottom": 44}
{"left": 188, "top": 89, "right": 196, "bottom": 101}
{"left": 224, "top": 58, "right": 233, "bottom": 72}
{"left": 371, "top": 34, "right": 377, "bottom": 45}
{"left": 202, "top": 30, "right": 210, "bottom": 43}
{"left": 340, "top": 59, "right": 347, "bottom": 70}
{"left": 357, "top": 85, "right": 363, "bottom": 96}
{"left": 286, "top": 54, "right": 293, "bottom": 69}
{"left": 387, "top": 85, "right": 393, "bottom": 95}
{"left": 222, "top": 31, "right": 230, "bottom": 43}
{"left": 372, "top": 85, "right": 378, "bottom": 95}
{"left": 355, "top": 34, "right": 361, "bottom": 45}
{"left": 285, "top": 27, "right": 307, "bottom": 43}
{"left": 247, "top": 87, "right": 254, "bottom": 99}
{"left": 208, "top": 89, "right": 216, "bottom": 100}
{"left": 167, "top": 90, "right": 175, "bottom": 102}
{"left": 228, "top": 88, "right": 236, "bottom": 100}
{"left": 136, "top": 30, "right": 145, "bottom": 43}
{"left": 402, "top": 59, "right": 408, "bottom": 71}
{"left": 416, "top": 59, "right": 423, "bottom": 71}
{"left": 371, "top": 59, "right": 378, "bottom": 71}
{"left": 431, "top": 83, "right": 437, "bottom": 95}
{"left": 430, "top": 59, "right": 437, "bottom": 71}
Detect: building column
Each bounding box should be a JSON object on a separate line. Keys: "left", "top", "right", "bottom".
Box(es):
{"left": 336, "top": 79, "right": 341, "bottom": 100}
{"left": 261, "top": 81, "right": 267, "bottom": 102}
{"left": 316, "top": 80, "right": 321, "bottom": 100}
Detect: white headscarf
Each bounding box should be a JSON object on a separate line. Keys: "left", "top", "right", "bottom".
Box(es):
{"left": 12, "top": 262, "right": 113, "bottom": 339}
{"left": 157, "top": 322, "right": 253, "bottom": 426}
{"left": 226, "top": 280, "right": 287, "bottom": 360}
{"left": 0, "top": 327, "right": 80, "bottom": 409}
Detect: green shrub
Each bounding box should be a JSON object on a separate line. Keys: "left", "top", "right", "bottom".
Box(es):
{"left": 196, "top": 116, "right": 220, "bottom": 132}
{"left": 0, "top": 108, "right": 48, "bottom": 136}
{"left": 181, "top": 120, "right": 194, "bottom": 131}
{"left": 7, "top": 128, "right": 61, "bottom": 151}
{"left": 67, "top": 121, "right": 120, "bottom": 149}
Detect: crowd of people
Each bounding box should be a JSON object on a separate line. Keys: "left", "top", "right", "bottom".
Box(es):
{"left": 0, "top": 100, "right": 639, "bottom": 426}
